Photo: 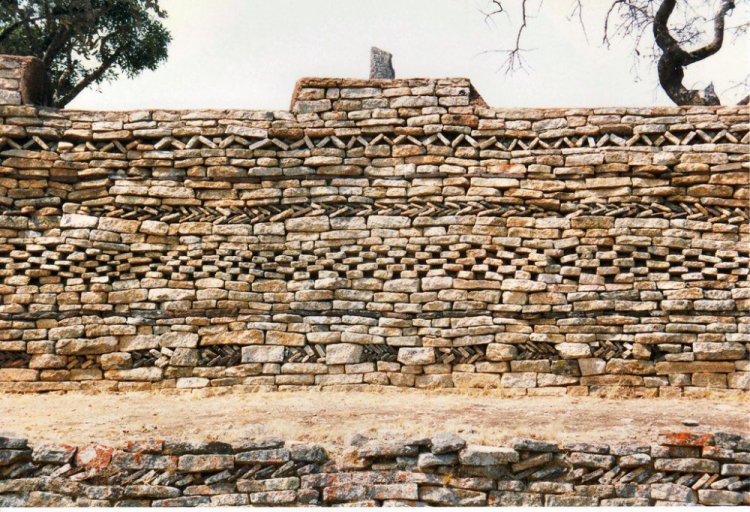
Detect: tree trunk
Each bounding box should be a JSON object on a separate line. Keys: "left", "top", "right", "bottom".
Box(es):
{"left": 653, "top": 0, "right": 734, "bottom": 106}
{"left": 656, "top": 53, "right": 720, "bottom": 106}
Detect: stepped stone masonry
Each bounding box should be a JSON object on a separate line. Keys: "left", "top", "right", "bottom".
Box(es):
{"left": 0, "top": 55, "right": 45, "bottom": 106}
{"left": 1, "top": 431, "right": 749, "bottom": 506}
{"left": 0, "top": 56, "right": 748, "bottom": 395}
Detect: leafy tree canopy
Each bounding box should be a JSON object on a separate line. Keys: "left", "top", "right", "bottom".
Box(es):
{"left": 0, "top": 0, "right": 171, "bottom": 107}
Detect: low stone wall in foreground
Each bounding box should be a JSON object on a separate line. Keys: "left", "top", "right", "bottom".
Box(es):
{"left": 1, "top": 431, "right": 749, "bottom": 506}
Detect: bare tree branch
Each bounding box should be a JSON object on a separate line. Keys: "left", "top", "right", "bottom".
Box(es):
{"left": 481, "top": 0, "right": 505, "bottom": 26}
{"left": 482, "top": 0, "right": 533, "bottom": 74}
{"left": 568, "top": 0, "right": 589, "bottom": 42}
{"left": 684, "top": 0, "right": 734, "bottom": 63}
{"left": 481, "top": 0, "right": 749, "bottom": 105}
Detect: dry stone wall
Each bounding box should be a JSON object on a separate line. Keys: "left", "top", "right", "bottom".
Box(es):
{"left": 1, "top": 431, "right": 749, "bottom": 506}
{"left": 0, "top": 55, "right": 44, "bottom": 106}
{"left": 0, "top": 57, "right": 749, "bottom": 394}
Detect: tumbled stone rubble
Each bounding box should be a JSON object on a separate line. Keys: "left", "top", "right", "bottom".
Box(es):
{"left": 0, "top": 57, "right": 748, "bottom": 394}
{"left": 0, "top": 431, "right": 748, "bottom": 506}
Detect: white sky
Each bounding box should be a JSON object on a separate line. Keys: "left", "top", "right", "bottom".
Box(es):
{"left": 69, "top": 0, "right": 750, "bottom": 110}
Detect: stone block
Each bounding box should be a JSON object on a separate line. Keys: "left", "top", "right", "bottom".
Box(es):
{"left": 397, "top": 347, "right": 435, "bottom": 365}
{"left": 418, "top": 451, "right": 458, "bottom": 469}
{"left": 241, "top": 346, "right": 285, "bottom": 363}
{"left": 60, "top": 214, "right": 98, "bottom": 229}
{"left": 500, "top": 372, "right": 536, "bottom": 387}
{"left": 654, "top": 457, "right": 720, "bottom": 473}
{"left": 177, "top": 454, "right": 234, "bottom": 472}
{"left": 556, "top": 342, "right": 591, "bottom": 359}
{"left": 418, "top": 486, "right": 486, "bottom": 506}
{"left": 103, "top": 368, "right": 163, "bottom": 382}
{"left": 698, "top": 489, "right": 743, "bottom": 506}
{"left": 431, "top": 432, "right": 466, "bottom": 454}
{"left": 486, "top": 343, "right": 517, "bottom": 361}
{"left": 458, "top": 445, "right": 519, "bottom": 465}
{"left": 325, "top": 344, "right": 364, "bottom": 365}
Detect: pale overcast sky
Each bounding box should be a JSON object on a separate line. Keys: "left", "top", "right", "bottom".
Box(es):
{"left": 69, "top": 0, "right": 750, "bottom": 110}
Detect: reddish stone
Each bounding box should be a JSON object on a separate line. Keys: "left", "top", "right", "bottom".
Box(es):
{"left": 125, "top": 439, "right": 164, "bottom": 453}
{"left": 662, "top": 433, "right": 714, "bottom": 447}
{"left": 75, "top": 444, "right": 114, "bottom": 469}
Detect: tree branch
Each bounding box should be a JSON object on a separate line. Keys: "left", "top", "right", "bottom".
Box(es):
{"left": 11, "top": 6, "right": 42, "bottom": 55}
{"left": 653, "top": 0, "right": 728, "bottom": 105}
{"left": 42, "top": 25, "right": 71, "bottom": 65}
{"left": 0, "top": 20, "right": 23, "bottom": 43}
{"left": 685, "top": 0, "right": 735, "bottom": 63}
{"left": 653, "top": 0, "right": 686, "bottom": 57}
{"left": 504, "top": 0, "right": 529, "bottom": 72}
{"left": 55, "top": 43, "right": 126, "bottom": 107}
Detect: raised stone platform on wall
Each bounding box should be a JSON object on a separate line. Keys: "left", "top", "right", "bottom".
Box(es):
{"left": 0, "top": 56, "right": 748, "bottom": 394}
{"left": 1, "top": 431, "right": 749, "bottom": 506}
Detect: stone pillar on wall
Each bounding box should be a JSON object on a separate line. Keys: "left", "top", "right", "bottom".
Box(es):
{"left": 370, "top": 47, "right": 395, "bottom": 79}
{"left": 0, "top": 55, "right": 45, "bottom": 106}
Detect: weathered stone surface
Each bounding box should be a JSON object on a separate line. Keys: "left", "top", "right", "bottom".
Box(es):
{"left": 56, "top": 337, "right": 117, "bottom": 355}
{"left": 721, "top": 463, "right": 750, "bottom": 476}
{"left": 511, "top": 438, "right": 559, "bottom": 452}
{"left": 0, "top": 71, "right": 746, "bottom": 397}
{"left": 397, "top": 347, "right": 435, "bottom": 366}
{"left": 654, "top": 457, "right": 720, "bottom": 473}
{"left": 459, "top": 445, "right": 519, "bottom": 465}
{"left": 698, "top": 489, "right": 743, "bottom": 505}
{"left": 358, "top": 442, "right": 419, "bottom": 459}
{"left": 325, "top": 344, "right": 363, "bottom": 365}
{"left": 556, "top": 342, "right": 592, "bottom": 359}
{"left": 419, "top": 486, "right": 486, "bottom": 506}
{"left": 235, "top": 449, "right": 290, "bottom": 465}
{"left": 112, "top": 452, "right": 177, "bottom": 471}
{"left": 500, "top": 372, "right": 536, "bottom": 388}
{"left": 486, "top": 344, "right": 517, "bottom": 361}
{"left": 1, "top": 429, "right": 749, "bottom": 506}
{"left": 241, "top": 346, "right": 285, "bottom": 363}
{"left": 163, "top": 441, "right": 233, "bottom": 455}
{"left": 0, "top": 450, "right": 30, "bottom": 466}
{"left": 489, "top": 491, "right": 543, "bottom": 506}
{"left": 61, "top": 213, "right": 98, "bottom": 228}
{"left": 75, "top": 444, "right": 113, "bottom": 469}
{"left": 546, "top": 495, "right": 600, "bottom": 506}
{"left": 177, "top": 454, "right": 234, "bottom": 472}
{"left": 650, "top": 483, "right": 696, "bottom": 503}
{"left": 31, "top": 444, "right": 76, "bottom": 464}
{"left": 103, "top": 368, "right": 162, "bottom": 382}
{"left": 693, "top": 342, "right": 746, "bottom": 360}
{"left": 418, "top": 451, "right": 458, "bottom": 469}
{"left": 370, "top": 47, "right": 395, "bottom": 79}
{"left": 567, "top": 452, "right": 615, "bottom": 469}
{"left": 431, "top": 432, "right": 466, "bottom": 454}
{"left": 237, "top": 477, "right": 299, "bottom": 493}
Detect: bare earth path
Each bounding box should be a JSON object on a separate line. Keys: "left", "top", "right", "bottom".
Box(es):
{"left": 1, "top": 389, "right": 747, "bottom": 450}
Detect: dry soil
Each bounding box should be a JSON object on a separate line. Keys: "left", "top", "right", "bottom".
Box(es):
{"left": 1, "top": 388, "right": 747, "bottom": 451}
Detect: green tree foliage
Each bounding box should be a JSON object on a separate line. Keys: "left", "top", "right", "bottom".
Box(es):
{"left": 0, "top": 0, "right": 171, "bottom": 107}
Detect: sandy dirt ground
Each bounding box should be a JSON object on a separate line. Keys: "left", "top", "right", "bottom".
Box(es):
{"left": 1, "top": 389, "right": 747, "bottom": 451}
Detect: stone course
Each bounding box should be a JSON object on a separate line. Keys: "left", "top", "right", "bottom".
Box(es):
{"left": 0, "top": 59, "right": 748, "bottom": 395}
{"left": 0, "top": 431, "right": 748, "bottom": 506}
